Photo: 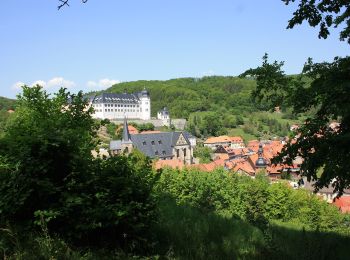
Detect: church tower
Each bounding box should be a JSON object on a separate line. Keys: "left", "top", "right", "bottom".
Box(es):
{"left": 255, "top": 143, "right": 267, "bottom": 169}
{"left": 121, "top": 116, "right": 133, "bottom": 154}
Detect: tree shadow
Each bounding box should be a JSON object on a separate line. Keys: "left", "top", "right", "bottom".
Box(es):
{"left": 150, "top": 196, "right": 350, "bottom": 260}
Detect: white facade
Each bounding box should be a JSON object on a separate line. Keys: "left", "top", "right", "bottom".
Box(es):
{"left": 157, "top": 107, "right": 171, "bottom": 127}
{"left": 90, "top": 90, "right": 151, "bottom": 120}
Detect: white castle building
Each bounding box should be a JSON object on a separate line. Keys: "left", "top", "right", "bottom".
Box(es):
{"left": 90, "top": 89, "right": 151, "bottom": 120}
{"left": 157, "top": 107, "right": 171, "bottom": 127}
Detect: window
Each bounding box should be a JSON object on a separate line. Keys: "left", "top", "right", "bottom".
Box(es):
{"left": 146, "top": 109, "right": 148, "bottom": 111}
{"left": 158, "top": 140, "right": 162, "bottom": 144}
{"left": 155, "top": 151, "right": 159, "bottom": 156}
{"left": 176, "top": 149, "right": 179, "bottom": 158}
{"left": 151, "top": 141, "right": 155, "bottom": 145}
{"left": 183, "top": 149, "right": 187, "bottom": 157}
{"left": 162, "top": 151, "right": 166, "bottom": 155}
{"left": 142, "top": 141, "right": 146, "bottom": 145}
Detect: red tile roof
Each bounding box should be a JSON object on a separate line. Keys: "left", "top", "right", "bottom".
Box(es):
{"left": 155, "top": 159, "right": 184, "bottom": 170}
{"left": 204, "top": 135, "right": 243, "bottom": 144}
{"left": 117, "top": 125, "right": 139, "bottom": 134}
{"left": 333, "top": 196, "right": 350, "bottom": 213}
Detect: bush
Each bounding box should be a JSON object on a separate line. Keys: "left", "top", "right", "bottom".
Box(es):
{"left": 0, "top": 86, "right": 157, "bottom": 253}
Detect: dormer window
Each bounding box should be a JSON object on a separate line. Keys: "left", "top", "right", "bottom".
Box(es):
{"left": 151, "top": 141, "right": 155, "bottom": 145}
{"left": 143, "top": 141, "right": 146, "bottom": 145}
{"left": 162, "top": 151, "right": 166, "bottom": 155}
{"left": 155, "top": 151, "right": 159, "bottom": 155}
{"left": 158, "top": 140, "right": 162, "bottom": 144}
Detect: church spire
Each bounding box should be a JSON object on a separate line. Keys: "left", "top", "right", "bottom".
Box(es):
{"left": 122, "top": 116, "right": 131, "bottom": 143}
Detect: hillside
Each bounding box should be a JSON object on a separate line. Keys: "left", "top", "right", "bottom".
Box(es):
{"left": 105, "top": 76, "right": 300, "bottom": 139}
{"left": 106, "top": 76, "right": 256, "bottom": 118}
{"left": 0, "top": 96, "right": 16, "bottom": 135}
{"left": 0, "top": 96, "right": 16, "bottom": 111}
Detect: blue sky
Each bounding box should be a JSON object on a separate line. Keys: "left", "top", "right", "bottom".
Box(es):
{"left": 0, "top": 0, "right": 348, "bottom": 98}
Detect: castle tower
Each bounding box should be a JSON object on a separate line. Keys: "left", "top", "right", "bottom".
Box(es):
{"left": 140, "top": 88, "right": 151, "bottom": 120}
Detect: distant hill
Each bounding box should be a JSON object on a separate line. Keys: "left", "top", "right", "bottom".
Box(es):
{"left": 106, "top": 76, "right": 257, "bottom": 119}
{"left": 0, "top": 96, "right": 16, "bottom": 111}
{"left": 102, "top": 76, "right": 299, "bottom": 139}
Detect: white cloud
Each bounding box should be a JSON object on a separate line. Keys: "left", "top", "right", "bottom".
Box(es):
{"left": 31, "top": 80, "right": 46, "bottom": 88}
{"left": 87, "top": 81, "right": 97, "bottom": 88}
{"left": 86, "top": 78, "right": 120, "bottom": 89}
{"left": 99, "top": 78, "right": 120, "bottom": 88}
{"left": 11, "top": 77, "right": 76, "bottom": 93}
{"left": 47, "top": 77, "right": 76, "bottom": 89}
{"left": 12, "top": 81, "right": 26, "bottom": 90}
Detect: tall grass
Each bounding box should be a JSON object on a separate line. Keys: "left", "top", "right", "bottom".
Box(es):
{"left": 151, "top": 197, "right": 266, "bottom": 259}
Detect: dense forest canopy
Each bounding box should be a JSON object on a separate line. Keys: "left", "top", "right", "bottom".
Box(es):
{"left": 106, "top": 76, "right": 257, "bottom": 119}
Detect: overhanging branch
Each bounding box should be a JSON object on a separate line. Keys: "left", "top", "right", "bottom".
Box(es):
{"left": 58, "top": 0, "right": 88, "bottom": 10}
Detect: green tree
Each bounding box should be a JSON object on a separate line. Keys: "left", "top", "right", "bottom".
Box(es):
{"left": 0, "top": 86, "right": 156, "bottom": 250}
{"left": 283, "top": 0, "right": 350, "bottom": 43}
{"left": 193, "top": 145, "right": 212, "bottom": 163}
{"left": 240, "top": 0, "right": 350, "bottom": 194}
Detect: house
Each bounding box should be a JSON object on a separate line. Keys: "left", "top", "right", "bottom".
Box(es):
{"left": 110, "top": 117, "right": 194, "bottom": 164}
{"left": 333, "top": 196, "right": 350, "bottom": 213}
{"left": 204, "top": 136, "right": 244, "bottom": 150}
{"left": 154, "top": 159, "right": 184, "bottom": 170}
{"left": 302, "top": 178, "right": 350, "bottom": 203}
{"left": 89, "top": 89, "right": 151, "bottom": 120}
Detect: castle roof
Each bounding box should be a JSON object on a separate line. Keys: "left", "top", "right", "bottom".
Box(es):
{"left": 91, "top": 91, "right": 149, "bottom": 104}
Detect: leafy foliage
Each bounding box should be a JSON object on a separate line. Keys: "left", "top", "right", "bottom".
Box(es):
{"left": 241, "top": 54, "right": 350, "bottom": 194}
{"left": 283, "top": 0, "right": 350, "bottom": 43}
{"left": 0, "top": 86, "right": 157, "bottom": 252}
{"left": 155, "top": 167, "right": 349, "bottom": 234}
{"left": 193, "top": 145, "right": 212, "bottom": 163}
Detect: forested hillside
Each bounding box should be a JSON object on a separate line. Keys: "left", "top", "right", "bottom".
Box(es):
{"left": 106, "top": 76, "right": 299, "bottom": 139}
{"left": 0, "top": 96, "right": 16, "bottom": 135}
{"left": 107, "top": 76, "right": 256, "bottom": 118}
{"left": 0, "top": 96, "right": 16, "bottom": 111}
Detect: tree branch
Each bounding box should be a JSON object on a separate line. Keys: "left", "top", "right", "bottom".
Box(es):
{"left": 58, "top": 0, "right": 88, "bottom": 10}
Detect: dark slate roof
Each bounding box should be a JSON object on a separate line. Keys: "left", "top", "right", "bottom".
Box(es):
{"left": 110, "top": 140, "right": 122, "bottom": 150}
{"left": 158, "top": 107, "right": 169, "bottom": 114}
{"left": 183, "top": 131, "right": 195, "bottom": 140}
{"left": 130, "top": 131, "right": 190, "bottom": 159}
{"left": 91, "top": 93, "right": 140, "bottom": 104}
